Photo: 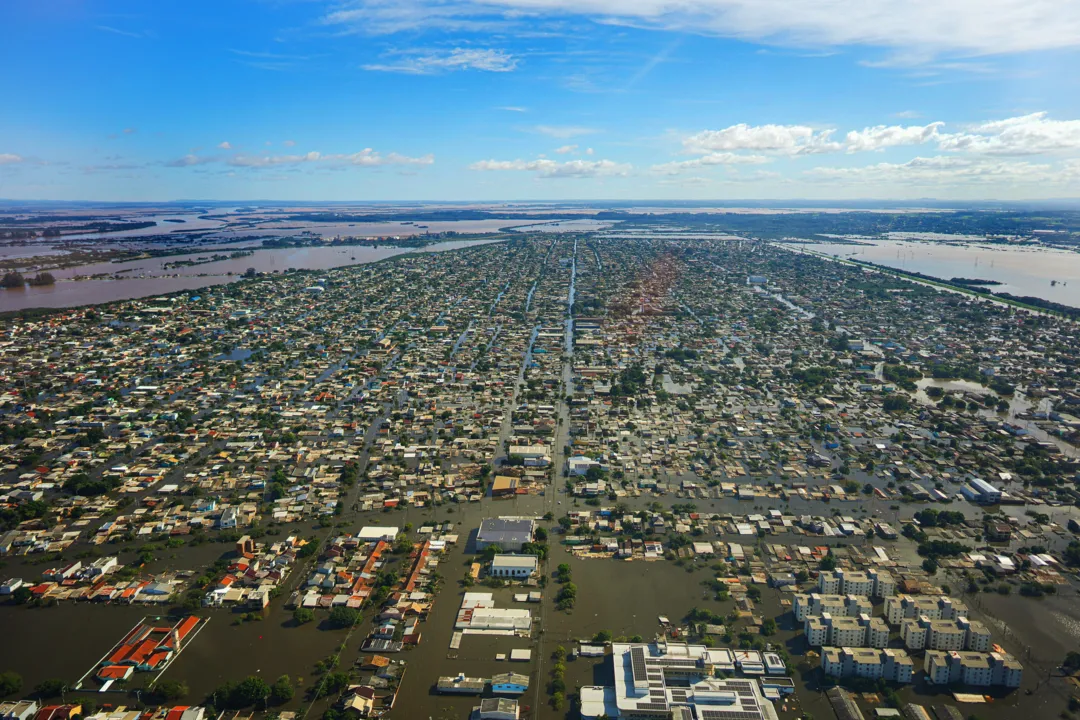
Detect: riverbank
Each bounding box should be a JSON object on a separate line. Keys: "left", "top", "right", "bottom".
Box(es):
{"left": 0, "top": 237, "right": 508, "bottom": 315}
{"left": 781, "top": 244, "right": 1080, "bottom": 321}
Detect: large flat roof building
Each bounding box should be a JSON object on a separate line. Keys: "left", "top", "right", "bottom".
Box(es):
{"left": 455, "top": 592, "right": 532, "bottom": 633}
{"left": 900, "top": 616, "right": 991, "bottom": 652}
{"left": 604, "top": 642, "right": 779, "bottom": 720}
{"left": 358, "top": 526, "right": 400, "bottom": 542}
{"left": 924, "top": 650, "right": 1022, "bottom": 688}
{"left": 476, "top": 517, "right": 535, "bottom": 552}
{"left": 806, "top": 613, "right": 889, "bottom": 648}
{"left": 821, "top": 647, "right": 914, "bottom": 684}
{"left": 489, "top": 554, "right": 538, "bottom": 579}
{"left": 818, "top": 568, "right": 896, "bottom": 598}
{"left": 793, "top": 593, "right": 873, "bottom": 621}
{"left": 885, "top": 595, "right": 967, "bottom": 625}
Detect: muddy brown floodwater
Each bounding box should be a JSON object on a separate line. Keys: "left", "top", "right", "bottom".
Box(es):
{"left": 0, "top": 239, "right": 504, "bottom": 312}
{"left": 2, "top": 494, "right": 1075, "bottom": 720}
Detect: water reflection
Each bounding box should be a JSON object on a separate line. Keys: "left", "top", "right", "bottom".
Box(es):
{"left": 0, "top": 239, "right": 503, "bottom": 312}
{"left": 801, "top": 239, "right": 1080, "bottom": 307}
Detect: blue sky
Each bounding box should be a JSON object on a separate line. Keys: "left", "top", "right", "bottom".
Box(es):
{"left": 2, "top": 0, "right": 1080, "bottom": 201}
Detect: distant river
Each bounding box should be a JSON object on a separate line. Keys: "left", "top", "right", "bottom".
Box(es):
{"left": 798, "top": 239, "right": 1080, "bottom": 308}
{"left": 0, "top": 238, "right": 502, "bottom": 312}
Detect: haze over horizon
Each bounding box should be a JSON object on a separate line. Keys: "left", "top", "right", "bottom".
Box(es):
{"left": 3, "top": 0, "right": 1080, "bottom": 202}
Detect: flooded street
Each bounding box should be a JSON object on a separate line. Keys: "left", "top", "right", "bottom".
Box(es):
{"left": 0, "top": 492, "right": 750, "bottom": 719}
{"left": 801, "top": 239, "right": 1080, "bottom": 307}
{"left": 0, "top": 239, "right": 504, "bottom": 312}
{"left": 0, "top": 482, "right": 1071, "bottom": 720}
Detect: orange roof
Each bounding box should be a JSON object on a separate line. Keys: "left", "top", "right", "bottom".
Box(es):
{"left": 127, "top": 638, "right": 159, "bottom": 665}
{"left": 173, "top": 616, "right": 200, "bottom": 641}
{"left": 146, "top": 651, "right": 170, "bottom": 668}
{"left": 107, "top": 645, "right": 133, "bottom": 665}
{"left": 98, "top": 665, "right": 132, "bottom": 680}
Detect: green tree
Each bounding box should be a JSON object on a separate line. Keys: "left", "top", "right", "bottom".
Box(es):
{"left": 480, "top": 543, "right": 503, "bottom": 562}
{"left": 270, "top": 675, "right": 294, "bottom": 705}
{"left": 520, "top": 541, "right": 549, "bottom": 560}
{"left": 1, "top": 272, "right": 25, "bottom": 289}
{"left": 33, "top": 679, "right": 68, "bottom": 699}
{"left": 293, "top": 607, "right": 315, "bottom": 625}
{"left": 883, "top": 395, "right": 910, "bottom": 413}
{"left": 322, "top": 672, "right": 350, "bottom": 695}
{"left": 0, "top": 672, "right": 22, "bottom": 697}
{"left": 153, "top": 680, "right": 189, "bottom": 702}
{"left": 209, "top": 681, "right": 236, "bottom": 710}
{"left": 328, "top": 606, "right": 359, "bottom": 629}
{"left": 232, "top": 676, "right": 271, "bottom": 707}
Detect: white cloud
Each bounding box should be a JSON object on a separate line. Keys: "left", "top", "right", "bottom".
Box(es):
{"left": 0, "top": 153, "right": 23, "bottom": 165}
{"left": 470, "top": 157, "right": 631, "bottom": 178}
{"left": 805, "top": 155, "right": 1063, "bottom": 185}
{"left": 123, "top": 128, "right": 137, "bottom": 135}
{"left": 555, "top": 144, "right": 578, "bottom": 154}
{"left": 683, "top": 124, "right": 840, "bottom": 155}
{"left": 363, "top": 48, "right": 517, "bottom": 74}
{"left": 585, "top": 147, "right": 594, "bottom": 155}
{"left": 937, "top": 112, "right": 1080, "bottom": 155}
{"left": 227, "top": 149, "right": 434, "bottom": 168}
{"left": 230, "top": 49, "right": 310, "bottom": 61}
{"left": 498, "top": 106, "right": 528, "bottom": 112}
{"left": 229, "top": 49, "right": 310, "bottom": 72}
{"left": 843, "top": 122, "right": 943, "bottom": 152}
{"left": 81, "top": 162, "right": 143, "bottom": 174}
{"left": 660, "top": 113, "right": 1080, "bottom": 183}
{"left": 283, "top": 140, "right": 297, "bottom": 147}
{"left": 652, "top": 152, "right": 771, "bottom": 175}
{"left": 96, "top": 25, "right": 142, "bottom": 39}
{"left": 534, "top": 125, "right": 599, "bottom": 139}
{"left": 229, "top": 151, "right": 324, "bottom": 168}
{"left": 337, "top": 149, "right": 435, "bottom": 166}
{"left": 165, "top": 154, "right": 217, "bottom": 167}
{"left": 319, "top": 0, "right": 1080, "bottom": 57}
{"left": 678, "top": 120, "right": 946, "bottom": 160}
{"left": 656, "top": 175, "right": 715, "bottom": 187}
{"left": 218, "top": 141, "right": 232, "bottom": 150}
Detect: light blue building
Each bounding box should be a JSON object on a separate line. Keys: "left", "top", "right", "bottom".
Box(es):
{"left": 490, "top": 672, "right": 529, "bottom": 695}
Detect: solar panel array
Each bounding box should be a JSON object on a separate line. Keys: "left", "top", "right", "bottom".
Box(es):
{"left": 655, "top": 657, "right": 699, "bottom": 668}
{"left": 635, "top": 702, "right": 671, "bottom": 712}
{"left": 630, "top": 646, "right": 648, "bottom": 684}
{"left": 699, "top": 711, "right": 766, "bottom": 720}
